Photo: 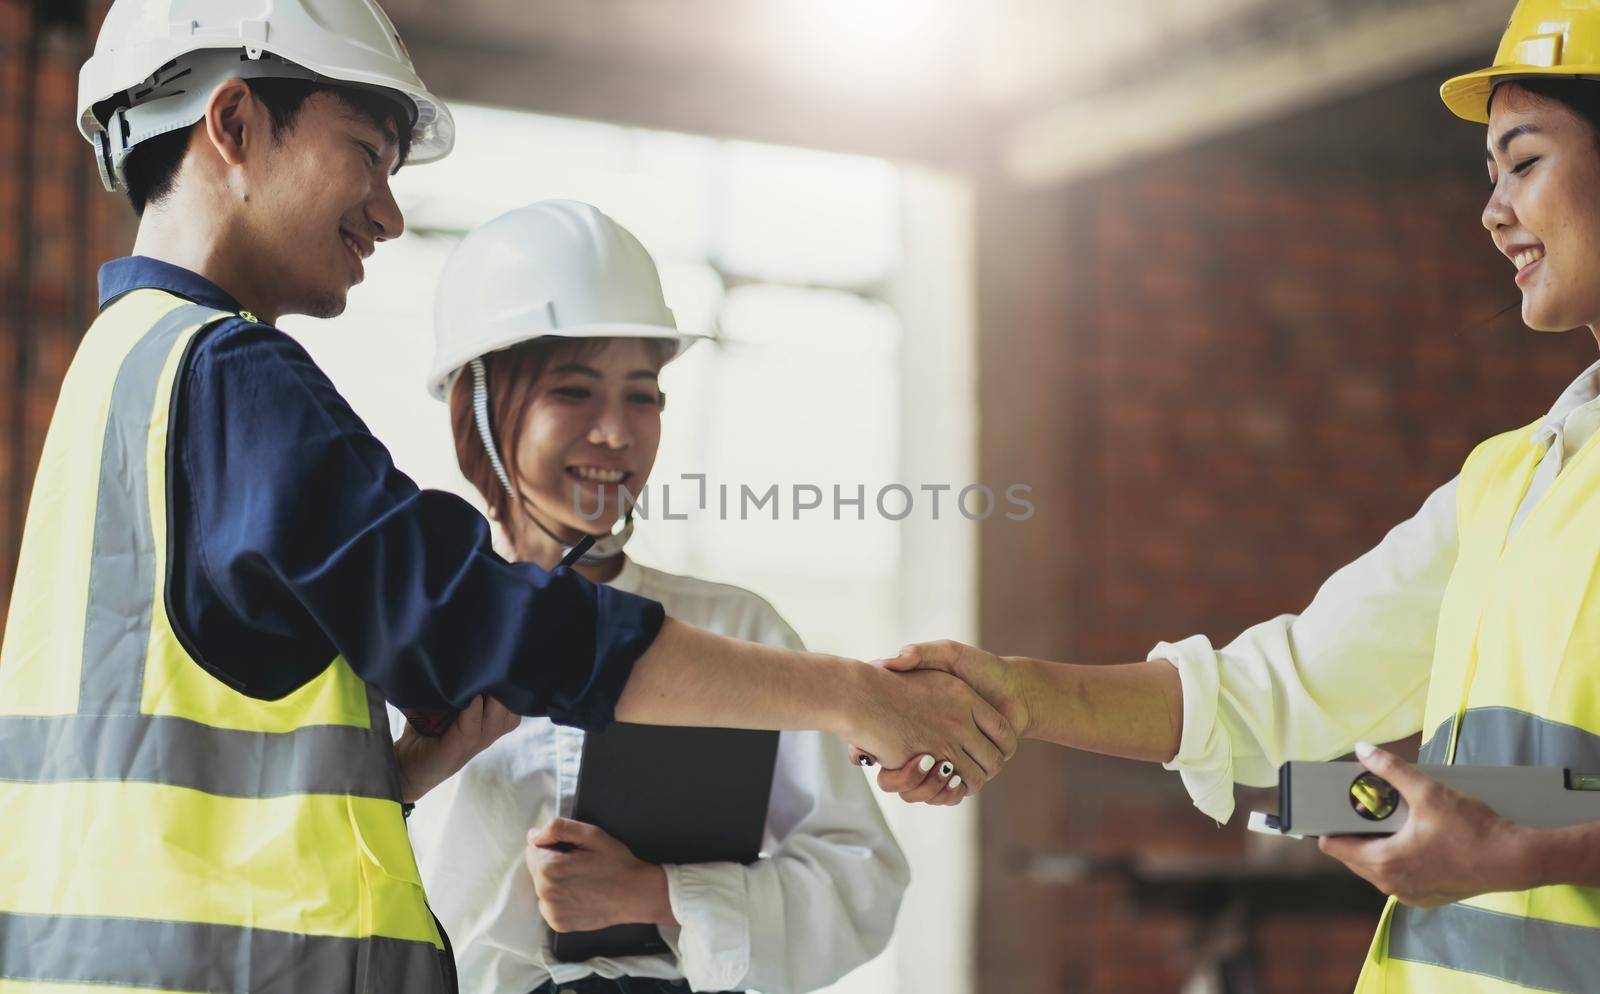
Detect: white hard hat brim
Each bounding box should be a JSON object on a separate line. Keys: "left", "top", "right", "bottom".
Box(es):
{"left": 78, "top": 39, "right": 455, "bottom": 165}
{"left": 429, "top": 323, "right": 708, "bottom": 401}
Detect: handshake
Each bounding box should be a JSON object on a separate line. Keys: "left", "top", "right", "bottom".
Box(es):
{"left": 396, "top": 630, "right": 1075, "bottom": 810}
{"left": 839, "top": 640, "right": 1031, "bottom": 807}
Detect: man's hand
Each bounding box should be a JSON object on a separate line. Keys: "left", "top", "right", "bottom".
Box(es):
{"left": 394, "top": 695, "right": 520, "bottom": 803}
{"left": 849, "top": 641, "right": 1030, "bottom": 804}
{"left": 526, "top": 818, "right": 676, "bottom": 932}
{"left": 1319, "top": 743, "right": 1538, "bottom": 907}
{"left": 843, "top": 665, "right": 1017, "bottom": 801}
{"left": 883, "top": 640, "right": 1032, "bottom": 736}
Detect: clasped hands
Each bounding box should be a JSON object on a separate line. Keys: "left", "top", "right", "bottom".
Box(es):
{"left": 395, "top": 653, "right": 1558, "bottom": 906}
{"left": 853, "top": 647, "right": 1554, "bottom": 902}
{"left": 844, "top": 640, "right": 1030, "bottom": 807}
{"left": 514, "top": 642, "right": 1032, "bottom": 931}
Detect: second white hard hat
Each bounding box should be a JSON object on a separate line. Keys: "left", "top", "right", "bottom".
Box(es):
{"left": 79, "top": 0, "right": 454, "bottom": 192}
{"left": 428, "top": 200, "right": 705, "bottom": 401}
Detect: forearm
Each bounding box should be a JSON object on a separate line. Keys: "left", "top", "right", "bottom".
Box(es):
{"left": 1013, "top": 656, "right": 1183, "bottom": 763}
{"left": 633, "top": 864, "right": 677, "bottom": 927}
{"left": 1521, "top": 819, "right": 1600, "bottom": 889}
{"left": 615, "top": 618, "right": 861, "bottom": 735}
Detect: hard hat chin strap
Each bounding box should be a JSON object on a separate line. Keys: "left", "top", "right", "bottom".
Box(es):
{"left": 469, "top": 358, "right": 633, "bottom": 568}
{"left": 518, "top": 495, "right": 634, "bottom": 566}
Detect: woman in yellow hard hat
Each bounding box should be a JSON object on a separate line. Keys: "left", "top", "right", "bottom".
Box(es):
{"left": 865, "top": 1, "right": 1600, "bottom": 990}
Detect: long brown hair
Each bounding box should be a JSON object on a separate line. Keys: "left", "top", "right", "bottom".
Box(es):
{"left": 448, "top": 337, "right": 674, "bottom": 525}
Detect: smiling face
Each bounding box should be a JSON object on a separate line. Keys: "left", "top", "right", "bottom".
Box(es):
{"left": 239, "top": 90, "right": 406, "bottom": 319}
{"left": 511, "top": 338, "right": 667, "bottom": 536}
{"left": 1483, "top": 83, "right": 1600, "bottom": 334}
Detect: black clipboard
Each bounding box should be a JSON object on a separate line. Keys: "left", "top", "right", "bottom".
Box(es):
{"left": 548, "top": 722, "right": 780, "bottom": 962}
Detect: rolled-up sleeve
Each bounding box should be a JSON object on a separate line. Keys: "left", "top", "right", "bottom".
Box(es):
{"left": 1153, "top": 476, "right": 1460, "bottom": 822}
{"left": 169, "top": 320, "right": 663, "bottom": 727}
{"left": 663, "top": 730, "right": 908, "bottom": 994}
{"left": 660, "top": 622, "right": 907, "bottom": 994}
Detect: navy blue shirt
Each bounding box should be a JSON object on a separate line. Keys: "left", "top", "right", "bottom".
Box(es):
{"left": 97, "top": 256, "right": 664, "bottom": 728}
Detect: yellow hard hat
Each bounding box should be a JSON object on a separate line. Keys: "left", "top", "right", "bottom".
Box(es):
{"left": 1441, "top": 0, "right": 1600, "bottom": 122}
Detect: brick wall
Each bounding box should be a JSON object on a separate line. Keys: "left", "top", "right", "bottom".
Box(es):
{"left": 0, "top": 0, "right": 132, "bottom": 621}
{"left": 974, "top": 71, "right": 1596, "bottom": 993}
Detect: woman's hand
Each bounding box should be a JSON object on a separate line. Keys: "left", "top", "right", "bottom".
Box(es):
{"left": 526, "top": 818, "right": 676, "bottom": 932}
{"left": 843, "top": 664, "right": 1017, "bottom": 800}
{"left": 851, "top": 750, "right": 970, "bottom": 805}
{"left": 849, "top": 641, "right": 1030, "bottom": 804}
{"left": 394, "top": 695, "right": 520, "bottom": 803}
{"left": 1319, "top": 743, "right": 1539, "bottom": 907}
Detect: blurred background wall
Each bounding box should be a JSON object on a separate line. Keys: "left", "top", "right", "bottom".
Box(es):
{"left": 4, "top": 1, "right": 1598, "bottom": 992}
{"left": 0, "top": 0, "right": 130, "bottom": 599}
{"left": 975, "top": 71, "right": 1597, "bottom": 991}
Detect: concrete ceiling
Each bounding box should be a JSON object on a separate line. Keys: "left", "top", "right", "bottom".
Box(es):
{"left": 1002, "top": 0, "right": 1515, "bottom": 185}
{"left": 383, "top": 0, "right": 1513, "bottom": 184}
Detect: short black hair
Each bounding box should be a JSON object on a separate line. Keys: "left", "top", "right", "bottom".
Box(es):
{"left": 121, "top": 75, "right": 413, "bottom": 217}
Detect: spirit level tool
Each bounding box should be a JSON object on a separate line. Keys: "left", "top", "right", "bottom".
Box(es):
{"left": 1249, "top": 762, "right": 1600, "bottom": 837}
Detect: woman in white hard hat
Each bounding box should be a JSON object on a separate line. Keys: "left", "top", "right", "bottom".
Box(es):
{"left": 407, "top": 200, "right": 910, "bottom": 994}
{"left": 868, "top": 1, "right": 1600, "bottom": 990}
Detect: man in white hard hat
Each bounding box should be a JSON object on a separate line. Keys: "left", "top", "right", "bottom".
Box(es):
{"left": 0, "top": 3, "right": 1014, "bottom": 993}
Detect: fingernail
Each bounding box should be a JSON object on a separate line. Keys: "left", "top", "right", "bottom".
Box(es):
{"left": 1354, "top": 741, "right": 1376, "bottom": 760}
{"left": 948, "top": 775, "right": 962, "bottom": 790}
{"left": 918, "top": 754, "right": 936, "bottom": 773}
{"left": 857, "top": 754, "right": 876, "bottom": 767}
{"left": 937, "top": 760, "right": 955, "bottom": 778}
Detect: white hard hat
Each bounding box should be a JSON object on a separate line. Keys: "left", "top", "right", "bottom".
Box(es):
{"left": 79, "top": 0, "right": 454, "bottom": 192}
{"left": 428, "top": 200, "right": 705, "bottom": 401}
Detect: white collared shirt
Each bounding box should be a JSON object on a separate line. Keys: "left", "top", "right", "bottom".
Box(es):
{"left": 1155, "top": 357, "right": 1600, "bottom": 823}
{"left": 399, "top": 558, "right": 909, "bottom": 994}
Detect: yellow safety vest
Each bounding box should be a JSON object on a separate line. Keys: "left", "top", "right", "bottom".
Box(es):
{"left": 1355, "top": 418, "right": 1600, "bottom": 993}
{"left": 0, "top": 289, "right": 448, "bottom": 994}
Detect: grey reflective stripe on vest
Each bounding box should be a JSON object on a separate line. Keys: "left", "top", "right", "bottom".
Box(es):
{"left": 1418, "top": 716, "right": 1450, "bottom": 764}
{"left": 80, "top": 304, "right": 217, "bottom": 714}
{"left": 367, "top": 681, "right": 408, "bottom": 800}
{"left": 0, "top": 910, "right": 445, "bottom": 994}
{"left": 1418, "top": 707, "right": 1600, "bottom": 768}
{"left": 4, "top": 302, "right": 402, "bottom": 802}
{"left": 1390, "top": 902, "right": 1600, "bottom": 993}
{"left": 0, "top": 710, "right": 398, "bottom": 798}
{"left": 1403, "top": 710, "right": 1600, "bottom": 988}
